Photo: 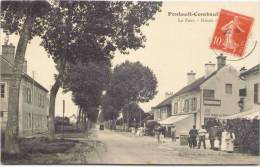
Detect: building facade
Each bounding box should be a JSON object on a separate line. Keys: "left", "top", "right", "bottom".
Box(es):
{"left": 0, "top": 43, "right": 49, "bottom": 137}
{"left": 240, "top": 64, "right": 260, "bottom": 111}
{"left": 153, "top": 55, "right": 243, "bottom": 136}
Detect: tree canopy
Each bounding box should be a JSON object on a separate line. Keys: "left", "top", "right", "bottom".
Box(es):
{"left": 102, "top": 61, "right": 158, "bottom": 121}
{"left": 121, "top": 102, "right": 145, "bottom": 127}
{"left": 64, "top": 62, "right": 111, "bottom": 109}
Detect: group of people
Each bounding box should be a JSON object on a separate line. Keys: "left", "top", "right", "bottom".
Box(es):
{"left": 154, "top": 125, "right": 166, "bottom": 144}
{"left": 188, "top": 125, "right": 207, "bottom": 149}
{"left": 188, "top": 125, "right": 236, "bottom": 152}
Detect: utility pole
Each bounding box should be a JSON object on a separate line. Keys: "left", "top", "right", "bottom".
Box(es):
{"left": 62, "top": 100, "right": 65, "bottom": 139}
{"left": 32, "top": 71, "right": 35, "bottom": 135}
{"left": 139, "top": 109, "right": 141, "bottom": 127}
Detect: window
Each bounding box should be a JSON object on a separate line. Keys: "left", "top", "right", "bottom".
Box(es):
{"left": 239, "top": 88, "right": 247, "bottom": 97}
{"left": 28, "top": 113, "right": 31, "bottom": 128}
{"left": 26, "top": 88, "right": 32, "bottom": 103}
{"left": 225, "top": 84, "right": 232, "bottom": 94}
{"left": 184, "top": 100, "right": 189, "bottom": 113}
{"left": 174, "top": 102, "right": 178, "bottom": 114}
{"left": 254, "top": 83, "right": 260, "bottom": 104}
{"left": 203, "top": 89, "right": 215, "bottom": 99}
{"left": 38, "top": 93, "right": 41, "bottom": 106}
{"left": 161, "top": 108, "right": 167, "bottom": 119}
{"left": 0, "top": 83, "right": 5, "bottom": 98}
{"left": 191, "top": 97, "right": 197, "bottom": 111}
{"left": 38, "top": 94, "right": 45, "bottom": 108}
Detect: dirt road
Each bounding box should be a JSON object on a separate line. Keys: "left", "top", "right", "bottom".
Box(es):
{"left": 93, "top": 129, "right": 259, "bottom": 165}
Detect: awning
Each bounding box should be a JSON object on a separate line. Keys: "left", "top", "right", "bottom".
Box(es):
{"left": 221, "top": 106, "right": 260, "bottom": 120}
{"left": 159, "top": 114, "right": 192, "bottom": 125}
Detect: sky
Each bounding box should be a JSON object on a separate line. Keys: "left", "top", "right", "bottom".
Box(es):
{"left": 2, "top": 2, "right": 260, "bottom": 117}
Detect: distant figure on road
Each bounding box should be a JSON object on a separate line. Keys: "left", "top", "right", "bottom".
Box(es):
{"left": 198, "top": 125, "right": 207, "bottom": 149}
{"left": 160, "top": 126, "right": 166, "bottom": 143}
{"left": 189, "top": 125, "right": 198, "bottom": 148}
{"left": 155, "top": 125, "right": 161, "bottom": 144}
{"left": 171, "top": 127, "right": 176, "bottom": 142}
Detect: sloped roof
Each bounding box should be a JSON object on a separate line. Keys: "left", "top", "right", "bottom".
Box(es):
{"left": 220, "top": 106, "right": 260, "bottom": 120}
{"left": 153, "top": 70, "right": 218, "bottom": 109}
{"left": 1, "top": 73, "right": 49, "bottom": 92}
{"left": 240, "top": 64, "right": 260, "bottom": 77}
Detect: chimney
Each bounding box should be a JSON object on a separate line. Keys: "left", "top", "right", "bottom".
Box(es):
{"left": 205, "top": 61, "right": 215, "bottom": 78}
{"left": 187, "top": 70, "right": 196, "bottom": 84}
{"left": 2, "top": 43, "right": 15, "bottom": 65}
{"left": 240, "top": 67, "right": 247, "bottom": 74}
{"left": 23, "top": 59, "right": 27, "bottom": 73}
{"left": 217, "top": 53, "right": 226, "bottom": 69}
{"left": 165, "top": 92, "right": 174, "bottom": 98}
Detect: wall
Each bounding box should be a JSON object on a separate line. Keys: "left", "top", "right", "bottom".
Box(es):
{"left": 153, "top": 105, "right": 171, "bottom": 121}
{"left": 243, "top": 72, "right": 260, "bottom": 111}
{"left": 0, "top": 76, "right": 10, "bottom": 131}
{"left": 174, "top": 114, "right": 194, "bottom": 137}
{"left": 200, "top": 65, "right": 242, "bottom": 125}
{"left": 0, "top": 74, "right": 49, "bottom": 137}
{"left": 171, "top": 91, "right": 201, "bottom": 128}
{"left": 19, "top": 79, "right": 49, "bottom": 137}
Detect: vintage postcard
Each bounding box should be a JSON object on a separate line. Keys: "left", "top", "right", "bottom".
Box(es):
{"left": 0, "top": 1, "right": 259, "bottom": 165}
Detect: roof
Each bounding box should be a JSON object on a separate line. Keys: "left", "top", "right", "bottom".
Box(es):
{"left": 158, "top": 114, "right": 192, "bottom": 125}
{"left": 1, "top": 73, "right": 49, "bottom": 92}
{"left": 240, "top": 64, "right": 260, "bottom": 77}
{"left": 153, "top": 70, "right": 219, "bottom": 109}
{"left": 220, "top": 106, "right": 260, "bottom": 120}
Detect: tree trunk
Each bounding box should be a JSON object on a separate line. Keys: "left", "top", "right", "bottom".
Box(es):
{"left": 81, "top": 109, "right": 84, "bottom": 128}
{"left": 84, "top": 110, "right": 87, "bottom": 130}
{"left": 5, "top": 15, "right": 35, "bottom": 154}
{"left": 77, "top": 107, "right": 81, "bottom": 129}
{"left": 48, "top": 78, "right": 61, "bottom": 140}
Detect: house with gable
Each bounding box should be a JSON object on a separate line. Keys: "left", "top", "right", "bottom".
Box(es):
{"left": 153, "top": 54, "right": 243, "bottom": 136}
{"left": 222, "top": 64, "right": 260, "bottom": 120}
{"left": 0, "top": 42, "right": 49, "bottom": 137}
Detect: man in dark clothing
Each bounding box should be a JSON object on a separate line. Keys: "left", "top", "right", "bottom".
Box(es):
{"left": 189, "top": 125, "right": 198, "bottom": 148}
{"left": 208, "top": 126, "right": 217, "bottom": 149}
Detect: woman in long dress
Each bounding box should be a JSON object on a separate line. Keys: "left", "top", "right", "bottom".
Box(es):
{"left": 226, "top": 130, "right": 236, "bottom": 152}
{"left": 221, "top": 129, "right": 228, "bottom": 151}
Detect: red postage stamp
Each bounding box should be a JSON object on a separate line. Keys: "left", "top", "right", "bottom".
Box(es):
{"left": 210, "top": 9, "right": 254, "bottom": 57}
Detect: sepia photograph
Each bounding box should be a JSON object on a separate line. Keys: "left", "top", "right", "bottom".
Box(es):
{"left": 0, "top": 0, "right": 259, "bottom": 165}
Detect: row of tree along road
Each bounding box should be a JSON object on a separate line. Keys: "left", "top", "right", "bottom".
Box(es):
{"left": 1, "top": 1, "right": 162, "bottom": 155}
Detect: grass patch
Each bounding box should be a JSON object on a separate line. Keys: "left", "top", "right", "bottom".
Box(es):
{"left": 2, "top": 137, "right": 78, "bottom": 164}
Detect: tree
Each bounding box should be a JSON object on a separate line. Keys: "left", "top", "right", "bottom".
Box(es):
{"left": 121, "top": 102, "right": 145, "bottom": 128}
{"left": 63, "top": 62, "right": 111, "bottom": 129}
{"left": 102, "top": 61, "right": 158, "bottom": 128}
{"left": 1, "top": 1, "right": 50, "bottom": 154}
{"left": 111, "top": 61, "right": 157, "bottom": 107}
{"left": 41, "top": 1, "right": 162, "bottom": 138}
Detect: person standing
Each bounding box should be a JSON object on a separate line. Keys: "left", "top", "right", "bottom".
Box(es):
{"left": 189, "top": 125, "right": 198, "bottom": 148}
{"left": 198, "top": 125, "right": 207, "bottom": 149}
{"left": 155, "top": 125, "right": 161, "bottom": 144}
{"left": 221, "top": 128, "right": 228, "bottom": 151}
{"left": 171, "top": 127, "right": 176, "bottom": 142}
{"left": 225, "top": 129, "right": 236, "bottom": 153}
{"left": 208, "top": 126, "right": 217, "bottom": 149}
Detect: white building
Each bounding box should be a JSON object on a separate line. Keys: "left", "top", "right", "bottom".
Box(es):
{"left": 0, "top": 43, "right": 49, "bottom": 137}
{"left": 153, "top": 54, "right": 243, "bottom": 136}
{"left": 222, "top": 64, "right": 260, "bottom": 120}
{"left": 240, "top": 64, "right": 260, "bottom": 111}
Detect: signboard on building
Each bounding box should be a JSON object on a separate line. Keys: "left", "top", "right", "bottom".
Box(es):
{"left": 203, "top": 99, "right": 221, "bottom": 106}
